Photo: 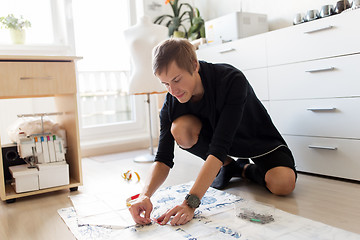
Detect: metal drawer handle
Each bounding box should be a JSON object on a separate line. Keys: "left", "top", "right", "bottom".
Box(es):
{"left": 308, "top": 145, "right": 337, "bottom": 150}
{"left": 304, "top": 25, "right": 334, "bottom": 34}
{"left": 305, "top": 67, "right": 335, "bottom": 73}
{"left": 218, "top": 48, "right": 235, "bottom": 54}
{"left": 20, "top": 76, "right": 55, "bottom": 80}
{"left": 307, "top": 107, "right": 337, "bottom": 111}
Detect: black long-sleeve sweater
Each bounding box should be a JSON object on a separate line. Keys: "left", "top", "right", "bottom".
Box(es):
{"left": 154, "top": 61, "right": 286, "bottom": 168}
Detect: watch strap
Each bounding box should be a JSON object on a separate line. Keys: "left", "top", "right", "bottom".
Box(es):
{"left": 185, "top": 194, "right": 201, "bottom": 208}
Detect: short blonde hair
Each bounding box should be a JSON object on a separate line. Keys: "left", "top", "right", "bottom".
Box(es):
{"left": 152, "top": 38, "right": 198, "bottom": 76}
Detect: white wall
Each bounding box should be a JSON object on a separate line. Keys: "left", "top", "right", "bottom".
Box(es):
{"left": 143, "top": 0, "right": 339, "bottom": 30}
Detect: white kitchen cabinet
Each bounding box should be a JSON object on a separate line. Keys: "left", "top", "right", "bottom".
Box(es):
{"left": 197, "top": 33, "right": 267, "bottom": 71}
{"left": 284, "top": 135, "right": 360, "bottom": 181}
{"left": 270, "top": 97, "right": 360, "bottom": 139}
{"left": 243, "top": 68, "right": 269, "bottom": 101}
{"left": 268, "top": 54, "right": 360, "bottom": 100}
{"left": 197, "top": 9, "right": 360, "bottom": 180}
{"left": 266, "top": 10, "right": 360, "bottom": 180}
{"left": 266, "top": 9, "right": 360, "bottom": 66}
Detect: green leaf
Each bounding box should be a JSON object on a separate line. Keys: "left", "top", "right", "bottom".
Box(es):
{"left": 200, "top": 25, "right": 206, "bottom": 38}
{"left": 192, "top": 17, "right": 203, "bottom": 25}
{"left": 153, "top": 1, "right": 204, "bottom": 39}
{"left": 168, "top": 24, "right": 177, "bottom": 36}
{"left": 154, "top": 15, "right": 173, "bottom": 24}
{"left": 188, "top": 32, "right": 199, "bottom": 41}
{"left": 171, "top": 0, "right": 179, "bottom": 16}
{"left": 179, "top": 11, "right": 189, "bottom": 23}
{"left": 188, "top": 23, "right": 203, "bottom": 36}
{"left": 179, "top": 3, "right": 194, "bottom": 23}
{"left": 195, "top": 8, "right": 200, "bottom": 18}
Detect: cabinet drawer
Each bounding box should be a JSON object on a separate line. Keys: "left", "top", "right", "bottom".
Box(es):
{"left": 270, "top": 98, "right": 360, "bottom": 139}
{"left": 268, "top": 54, "right": 360, "bottom": 100}
{"left": 0, "top": 61, "right": 76, "bottom": 98}
{"left": 284, "top": 135, "right": 360, "bottom": 181}
{"left": 243, "top": 68, "right": 268, "bottom": 101}
{"left": 267, "top": 10, "right": 360, "bottom": 66}
{"left": 197, "top": 34, "right": 267, "bottom": 70}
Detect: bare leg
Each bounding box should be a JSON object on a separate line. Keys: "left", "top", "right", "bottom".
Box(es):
{"left": 264, "top": 167, "right": 296, "bottom": 195}
{"left": 171, "top": 115, "right": 241, "bottom": 190}
{"left": 171, "top": 115, "right": 202, "bottom": 149}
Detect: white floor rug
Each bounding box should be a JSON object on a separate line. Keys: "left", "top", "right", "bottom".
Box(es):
{"left": 58, "top": 181, "right": 360, "bottom": 240}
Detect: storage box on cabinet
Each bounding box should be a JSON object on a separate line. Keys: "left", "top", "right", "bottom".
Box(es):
{"left": 0, "top": 61, "right": 76, "bottom": 98}
{"left": 270, "top": 98, "right": 360, "bottom": 139}
{"left": 197, "top": 34, "right": 267, "bottom": 70}
{"left": 284, "top": 135, "right": 360, "bottom": 181}
{"left": 266, "top": 9, "right": 360, "bottom": 66}
{"left": 268, "top": 54, "right": 360, "bottom": 100}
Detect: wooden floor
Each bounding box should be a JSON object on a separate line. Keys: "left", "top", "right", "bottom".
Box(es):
{"left": 0, "top": 147, "right": 359, "bottom": 239}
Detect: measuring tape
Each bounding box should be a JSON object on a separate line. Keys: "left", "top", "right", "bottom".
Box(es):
{"left": 126, "top": 193, "right": 140, "bottom": 208}
{"left": 122, "top": 170, "right": 140, "bottom": 182}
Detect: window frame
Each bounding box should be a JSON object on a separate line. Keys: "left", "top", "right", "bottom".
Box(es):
{"left": 78, "top": 93, "right": 147, "bottom": 142}
{"left": 0, "top": 0, "right": 154, "bottom": 154}
{"left": 71, "top": 0, "right": 151, "bottom": 150}
{"left": 0, "top": 0, "right": 74, "bottom": 55}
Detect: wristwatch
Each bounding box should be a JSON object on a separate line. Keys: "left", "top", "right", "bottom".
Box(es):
{"left": 185, "top": 194, "right": 201, "bottom": 208}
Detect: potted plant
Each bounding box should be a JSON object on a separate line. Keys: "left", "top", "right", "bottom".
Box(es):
{"left": 154, "top": 0, "right": 194, "bottom": 38}
{"left": 0, "top": 14, "right": 31, "bottom": 44}
{"left": 187, "top": 8, "right": 205, "bottom": 41}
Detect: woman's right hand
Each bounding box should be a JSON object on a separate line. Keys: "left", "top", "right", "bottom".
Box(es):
{"left": 128, "top": 195, "right": 153, "bottom": 225}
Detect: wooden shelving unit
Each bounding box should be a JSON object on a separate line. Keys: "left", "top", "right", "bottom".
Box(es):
{"left": 0, "top": 55, "right": 83, "bottom": 202}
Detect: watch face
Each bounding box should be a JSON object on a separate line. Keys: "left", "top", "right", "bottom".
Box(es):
{"left": 186, "top": 194, "right": 201, "bottom": 208}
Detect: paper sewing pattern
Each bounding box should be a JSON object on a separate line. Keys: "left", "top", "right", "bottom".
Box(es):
{"left": 58, "top": 181, "right": 360, "bottom": 240}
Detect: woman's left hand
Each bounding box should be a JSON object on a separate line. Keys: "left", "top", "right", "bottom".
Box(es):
{"left": 156, "top": 201, "right": 195, "bottom": 226}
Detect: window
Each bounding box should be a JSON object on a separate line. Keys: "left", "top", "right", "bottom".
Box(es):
{"left": 0, "top": 0, "right": 148, "bottom": 153}
{"left": 71, "top": 0, "right": 147, "bottom": 145}
{"left": 0, "top": 0, "right": 72, "bottom": 55}
{"left": 78, "top": 71, "right": 133, "bottom": 127}
{"left": 0, "top": 0, "right": 53, "bottom": 44}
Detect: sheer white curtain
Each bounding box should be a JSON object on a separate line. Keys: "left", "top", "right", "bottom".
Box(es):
{"left": 71, "top": 0, "right": 148, "bottom": 154}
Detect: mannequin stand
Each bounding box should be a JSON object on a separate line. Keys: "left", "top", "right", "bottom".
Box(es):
{"left": 134, "top": 93, "right": 156, "bottom": 163}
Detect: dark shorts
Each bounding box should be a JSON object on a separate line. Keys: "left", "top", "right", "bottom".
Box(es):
{"left": 251, "top": 146, "right": 296, "bottom": 171}
{"left": 181, "top": 135, "right": 296, "bottom": 178}
{"left": 249, "top": 145, "right": 298, "bottom": 183}
{"left": 176, "top": 116, "right": 297, "bottom": 184}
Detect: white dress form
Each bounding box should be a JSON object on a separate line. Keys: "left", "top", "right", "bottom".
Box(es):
{"left": 124, "top": 16, "right": 168, "bottom": 162}
{"left": 124, "top": 16, "right": 168, "bottom": 94}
